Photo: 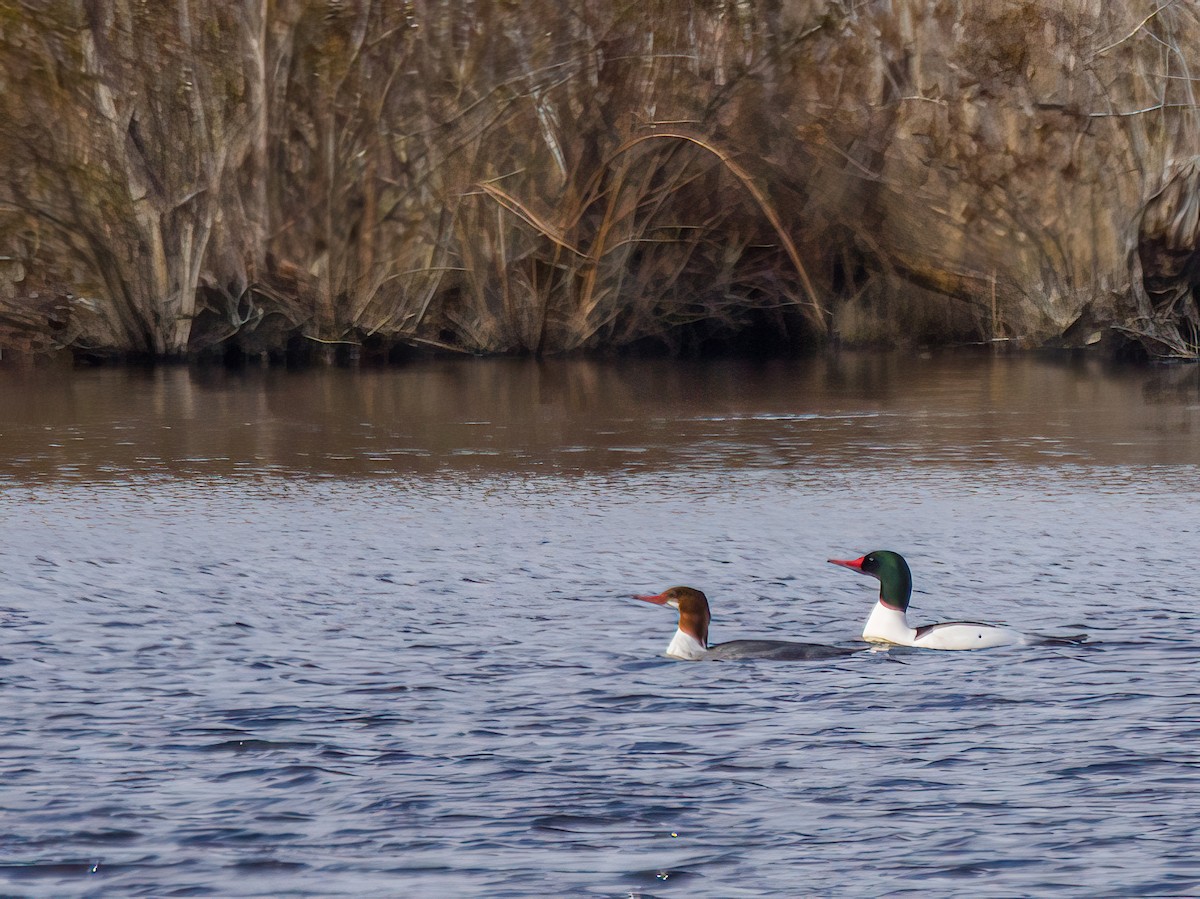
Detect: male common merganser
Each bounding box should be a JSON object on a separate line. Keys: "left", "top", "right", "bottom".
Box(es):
{"left": 828, "top": 550, "right": 1024, "bottom": 650}
{"left": 634, "top": 586, "right": 859, "bottom": 661}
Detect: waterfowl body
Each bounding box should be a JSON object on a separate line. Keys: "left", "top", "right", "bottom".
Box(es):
{"left": 633, "top": 586, "right": 858, "bottom": 661}
{"left": 828, "top": 550, "right": 1023, "bottom": 650}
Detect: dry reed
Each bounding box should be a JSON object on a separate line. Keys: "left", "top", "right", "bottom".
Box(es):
{"left": 1, "top": 1, "right": 1199, "bottom": 360}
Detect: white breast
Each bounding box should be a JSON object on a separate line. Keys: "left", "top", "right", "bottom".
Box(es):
{"left": 665, "top": 629, "right": 708, "bottom": 660}
{"left": 862, "top": 602, "right": 916, "bottom": 646}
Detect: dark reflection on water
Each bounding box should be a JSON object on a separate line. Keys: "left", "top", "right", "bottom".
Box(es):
{"left": 1, "top": 352, "right": 1199, "bottom": 479}
{"left": 2, "top": 353, "right": 1200, "bottom": 896}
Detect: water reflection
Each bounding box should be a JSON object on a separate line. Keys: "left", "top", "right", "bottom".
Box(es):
{"left": 0, "top": 352, "right": 1198, "bottom": 480}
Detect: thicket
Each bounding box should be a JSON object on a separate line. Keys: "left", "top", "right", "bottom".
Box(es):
{"left": 1, "top": 1, "right": 1199, "bottom": 361}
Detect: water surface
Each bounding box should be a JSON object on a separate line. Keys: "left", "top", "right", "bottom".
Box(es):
{"left": 2, "top": 353, "right": 1199, "bottom": 896}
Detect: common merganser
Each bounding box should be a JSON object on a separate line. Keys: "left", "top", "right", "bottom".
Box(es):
{"left": 828, "top": 550, "right": 1025, "bottom": 649}
{"left": 633, "top": 586, "right": 859, "bottom": 661}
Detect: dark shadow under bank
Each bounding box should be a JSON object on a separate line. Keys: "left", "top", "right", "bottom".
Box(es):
{"left": 0, "top": 315, "right": 1183, "bottom": 371}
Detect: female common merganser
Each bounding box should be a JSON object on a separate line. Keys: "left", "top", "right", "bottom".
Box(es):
{"left": 828, "top": 550, "right": 1024, "bottom": 650}
{"left": 634, "top": 586, "right": 859, "bottom": 661}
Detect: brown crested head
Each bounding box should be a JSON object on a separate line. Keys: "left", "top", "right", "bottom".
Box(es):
{"left": 633, "top": 586, "right": 710, "bottom": 647}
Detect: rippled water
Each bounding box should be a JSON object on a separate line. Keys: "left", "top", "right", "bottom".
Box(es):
{"left": 2, "top": 353, "right": 1200, "bottom": 896}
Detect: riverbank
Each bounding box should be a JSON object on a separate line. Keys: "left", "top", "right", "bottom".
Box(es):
{"left": 3, "top": 3, "right": 1199, "bottom": 361}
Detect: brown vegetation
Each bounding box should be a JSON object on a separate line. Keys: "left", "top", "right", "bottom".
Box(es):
{"left": 1, "top": 1, "right": 1199, "bottom": 361}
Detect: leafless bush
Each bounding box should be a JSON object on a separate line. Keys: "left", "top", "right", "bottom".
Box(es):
{"left": 1, "top": 1, "right": 1199, "bottom": 359}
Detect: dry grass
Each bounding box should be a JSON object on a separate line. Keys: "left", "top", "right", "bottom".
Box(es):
{"left": 1, "top": 1, "right": 1199, "bottom": 359}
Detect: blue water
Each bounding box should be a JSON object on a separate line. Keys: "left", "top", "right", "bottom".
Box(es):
{"left": 2, "top": 357, "right": 1200, "bottom": 896}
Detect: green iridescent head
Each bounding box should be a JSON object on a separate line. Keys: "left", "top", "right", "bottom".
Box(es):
{"left": 829, "top": 550, "right": 913, "bottom": 611}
